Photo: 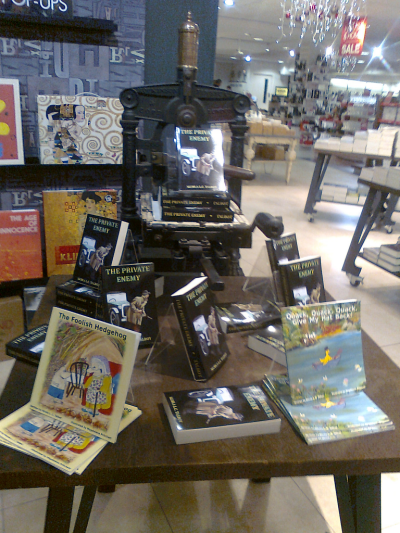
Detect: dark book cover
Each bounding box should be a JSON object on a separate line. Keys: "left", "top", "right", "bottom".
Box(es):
{"left": 102, "top": 263, "right": 159, "bottom": 347}
{"left": 248, "top": 324, "right": 286, "bottom": 366}
{"left": 171, "top": 277, "right": 229, "bottom": 382}
{"left": 266, "top": 233, "right": 300, "bottom": 306}
{"left": 163, "top": 383, "right": 281, "bottom": 444}
{"left": 168, "top": 128, "right": 226, "bottom": 193}
{"left": 6, "top": 324, "right": 48, "bottom": 367}
{"left": 161, "top": 187, "right": 231, "bottom": 208}
{"left": 279, "top": 256, "right": 325, "bottom": 307}
{"left": 215, "top": 301, "right": 280, "bottom": 334}
{"left": 161, "top": 206, "right": 234, "bottom": 223}
{"left": 73, "top": 215, "right": 129, "bottom": 290}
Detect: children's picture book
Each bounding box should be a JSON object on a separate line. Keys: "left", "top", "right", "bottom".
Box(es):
{"left": 0, "top": 403, "right": 141, "bottom": 475}
{"left": 279, "top": 256, "right": 325, "bottom": 307}
{"left": 43, "top": 189, "right": 118, "bottom": 276}
{"left": 163, "top": 383, "right": 281, "bottom": 444}
{"left": 168, "top": 128, "right": 226, "bottom": 193}
{"left": 6, "top": 324, "right": 48, "bottom": 367}
{"left": 29, "top": 307, "right": 141, "bottom": 443}
{"left": 37, "top": 95, "right": 123, "bottom": 165}
{"left": 248, "top": 324, "right": 286, "bottom": 367}
{"left": 0, "top": 210, "right": 43, "bottom": 282}
{"left": 281, "top": 300, "right": 366, "bottom": 405}
{"left": 0, "top": 79, "right": 24, "bottom": 165}
{"left": 171, "top": 277, "right": 229, "bottom": 381}
{"left": 263, "top": 375, "right": 394, "bottom": 445}
{"left": 102, "top": 262, "right": 159, "bottom": 347}
{"left": 215, "top": 301, "right": 280, "bottom": 334}
{"left": 73, "top": 215, "right": 129, "bottom": 290}
{"left": 266, "top": 233, "right": 300, "bottom": 306}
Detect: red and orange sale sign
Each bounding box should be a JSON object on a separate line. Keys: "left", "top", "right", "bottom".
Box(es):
{"left": 339, "top": 17, "right": 367, "bottom": 57}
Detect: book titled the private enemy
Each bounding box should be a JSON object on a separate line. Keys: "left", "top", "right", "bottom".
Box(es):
{"left": 279, "top": 256, "right": 326, "bottom": 307}
{"left": 163, "top": 383, "right": 281, "bottom": 444}
{"left": 73, "top": 215, "right": 129, "bottom": 290}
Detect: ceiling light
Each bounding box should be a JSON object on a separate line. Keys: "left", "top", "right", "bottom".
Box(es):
{"left": 254, "top": 37, "right": 263, "bottom": 41}
{"left": 244, "top": 32, "right": 250, "bottom": 36}
{"left": 265, "top": 48, "right": 270, "bottom": 52}
{"left": 372, "top": 46, "right": 382, "bottom": 58}
{"left": 357, "top": 60, "right": 365, "bottom": 64}
{"left": 289, "top": 50, "right": 295, "bottom": 57}
{"left": 230, "top": 56, "right": 237, "bottom": 60}
{"left": 224, "top": 0, "right": 234, "bottom": 6}
{"left": 278, "top": 60, "right": 284, "bottom": 64}
{"left": 326, "top": 46, "right": 333, "bottom": 56}
{"left": 361, "top": 51, "right": 369, "bottom": 56}
{"left": 244, "top": 55, "right": 252, "bottom": 62}
{"left": 283, "top": 46, "right": 289, "bottom": 50}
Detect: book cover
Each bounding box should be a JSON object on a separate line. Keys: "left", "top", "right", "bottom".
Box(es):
{"left": 0, "top": 210, "right": 43, "bottom": 282}
{"left": 281, "top": 300, "right": 366, "bottom": 405}
{"left": 171, "top": 128, "right": 226, "bottom": 192}
{"left": 163, "top": 383, "right": 281, "bottom": 444}
{"left": 73, "top": 215, "right": 129, "bottom": 290}
{"left": 380, "top": 242, "right": 400, "bottom": 259}
{"left": 43, "top": 189, "right": 118, "bottom": 276}
{"left": 102, "top": 263, "right": 159, "bottom": 347}
{"left": 248, "top": 324, "right": 286, "bottom": 366}
{"left": 263, "top": 375, "right": 394, "bottom": 445}
{"left": 37, "top": 95, "right": 123, "bottom": 165}
{"left": 266, "top": 233, "right": 300, "bottom": 306}
{"left": 56, "top": 280, "right": 104, "bottom": 319}
{"left": 215, "top": 302, "right": 280, "bottom": 334}
{"left": 161, "top": 188, "right": 230, "bottom": 208}
{"left": 0, "top": 79, "right": 24, "bottom": 165}
{"left": 171, "top": 277, "right": 229, "bottom": 381}
{"left": 6, "top": 324, "right": 48, "bottom": 367}
{"left": 161, "top": 206, "right": 234, "bottom": 223}
{"left": 279, "top": 256, "right": 325, "bottom": 307}
{"left": 30, "top": 307, "right": 141, "bottom": 443}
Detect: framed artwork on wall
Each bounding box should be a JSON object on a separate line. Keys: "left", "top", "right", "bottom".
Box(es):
{"left": 0, "top": 79, "right": 24, "bottom": 166}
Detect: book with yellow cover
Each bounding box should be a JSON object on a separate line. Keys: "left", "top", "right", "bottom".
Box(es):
{"left": 43, "top": 189, "right": 117, "bottom": 276}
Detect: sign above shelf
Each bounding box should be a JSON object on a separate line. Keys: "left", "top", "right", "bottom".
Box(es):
{"left": 0, "top": 0, "right": 73, "bottom": 19}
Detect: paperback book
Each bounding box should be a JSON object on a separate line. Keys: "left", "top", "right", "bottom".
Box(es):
{"left": 102, "top": 262, "right": 159, "bottom": 347}
{"left": 266, "top": 233, "right": 300, "bottom": 306}
{"left": 263, "top": 374, "right": 394, "bottom": 445}
{"left": 6, "top": 324, "right": 48, "bottom": 367}
{"left": 279, "top": 256, "right": 326, "bottom": 307}
{"left": 73, "top": 215, "right": 129, "bottom": 290}
{"left": 161, "top": 187, "right": 230, "bottom": 208}
{"left": 380, "top": 242, "right": 400, "bottom": 259}
{"left": 55, "top": 279, "right": 103, "bottom": 320}
{"left": 215, "top": 301, "right": 280, "bottom": 334}
{"left": 163, "top": 383, "right": 281, "bottom": 444}
{"left": 171, "top": 277, "right": 229, "bottom": 381}
{"left": 161, "top": 206, "right": 234, "bottom": 223}
{"left": 43, "top": 189, "right": 118, "bottom": 276}
{"left": 248, "top": 323, "right": 286, "bottom": 367}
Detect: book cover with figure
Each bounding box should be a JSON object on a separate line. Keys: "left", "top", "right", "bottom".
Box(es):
{"left": 102, "top": 263, "right": 158, "bottom": 347}
{"left": 30, "top": 307, "right": 141, "bottom": 443}
{"left": 73, "top": 215, "right": 129, "bottom": 290}
{"left": 163, "top": 383, "right": 281, "bottom": 444}
{"left": 266, "top": 233, "right": 300, "bottom": 306}
{"left": 43, "top": 189, "right": 118, "bottom": 276}
{"left": 279, "top": 256, "right": 326, "bottom": 307}
{"left": 171, "top": 277, "right": 229, "bottom": 382}
{"left": 0, "top": 79, "right": 24, "bottom": 165}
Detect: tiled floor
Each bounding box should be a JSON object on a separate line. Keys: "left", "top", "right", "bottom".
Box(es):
{"left": 1, "top": 146, "right": 400, "bottom": 532}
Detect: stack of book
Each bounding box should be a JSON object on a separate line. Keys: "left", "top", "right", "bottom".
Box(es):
{"left": 362, "top": 242, "right": 400, "bottom": 273}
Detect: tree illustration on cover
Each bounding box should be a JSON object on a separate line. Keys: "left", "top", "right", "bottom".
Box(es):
{"left": 39, "top": 321, "right": 123, "bottom": 430}
{"left": 281, "top": 301, "right": 366, "bottom": 405}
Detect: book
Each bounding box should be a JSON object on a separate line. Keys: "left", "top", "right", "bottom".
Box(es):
{"left": 163, "top": 383, "right": 281, "bottom": 444}
{"left": 56, "top": 279, "right": 104, "bottom": 320}
{"left": 0, "top": 79, "right": 24, "bottom": 165}
{"left": 378, "top": 251, "right": 400, "bottom": 266}
{"left": 171, "top": 277, "right": 229, "bottom": 381}
{"left": 73, "top": 215, "right": 129, "bottom": 290}
{"left": 6, "top": 324, "right": 48, "bottom": 367}
{"left": 362, "top": 247, "right": 380, "bottom": 263}
{"left": 43, "top": 189, "right": 118, "bottom": 276}
{"left": 102, "top": 263, "right": 159, "bottom": 347}
{"left": 215, "top": 301, "right": 280, "bottom": 334}
{"left": 0, "top": 210, "right": 43, "bottom": 282}
{"left": 170, "top": 127, "right": 226, "bottom": 193}
{"left": 377, "top": 257, "right": 400, "bottom": 273}
{"left": 380, "top": 242, "right": 400, "bottom": 259}
{"left": 281, "top": 300, "right": 366, "bottom": 405}
{"left": 262, "top": 375, "right": 394, "bottom": 445}
{"left": 279, "top": 256, "right": 325, "bottom": 307}
{"left": 248, "top": 324, "right": 286, "bottom": 366}
{"left": 266, "top": 233, "right": 300, "bottom": 306}
{"left": 29, "top": 306, "right": 141, "bottom": 443}
{"left": 161, "top": 188, "right": 230, "bottom": 208}
{"left": 161, "top": 206, "right": 234, "bottom": 223}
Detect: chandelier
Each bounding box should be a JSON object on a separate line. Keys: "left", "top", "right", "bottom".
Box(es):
{"left": 277, "top": 0, "right": 367, "bottom": 47}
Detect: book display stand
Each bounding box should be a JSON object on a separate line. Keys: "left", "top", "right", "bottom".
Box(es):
{"left": 144, "top": 303, "right": 176, "bottom": 366}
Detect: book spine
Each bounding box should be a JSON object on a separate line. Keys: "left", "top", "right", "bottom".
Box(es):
{"left": 162, "top": 209, "right": 234, "bottom": 223}
{"left": 55, "top": 287, "right": 101, "bottom": 309}
{"left": 173, "top": 297, "right": 207, "bottom": 381}
{"left": 278, "top": 265, "right": 293, "bottom": 306}
{"left": 162, "top": 198, "right": 231, "bottom": 209}
{"left": 56, "top": 296, "right": 103, "bottom": 319}
{"left": 266, "top": 240, "right": 285, "bottom": 306}
{"left": 5, "top": 346, "right": 40, "bottom": 366}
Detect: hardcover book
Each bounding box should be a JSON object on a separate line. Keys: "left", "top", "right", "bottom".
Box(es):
{"left": 0, "top": 210, "right": 43, "bottom": 282}
{"left": 73, "top": 215, "right": 129, "bottom": 290}
{"left": 215, "top": 302, "right": 280, "bottom": 334}
{"left": 102, "top": 263, "right": 159, "bottom": 347}
{"left": 248, "top": 324, "right": 286, "bottom": 366}
{"left": 0, "top": 79, "right": 24, "bottom": 165}
{"left": 161, "top": 187, "right": 230, "bottom": 208}
{"left": 263, "top": 375, "right": 394, "bottom": 445}
{"left": 266, "top": 233, "right": 300, "bottom": 306}
{"left": 279, "top": 256, "right": 325, "bottom": 307}
{"left": 161, "top": 206, "right": 234, "bottom": 223}
{"left": 171, "top": 277, "right": 229, "bottom": 381}
{"left": 380, "top": 242, "right": 400, "bottom": 259}
{"left": 43, "top": 189, "right": 118, "bottom": 276}
{"left": 281, "top": 300, "right": 366, "bottom": 405}
{"left": 6, "top": 324, "right": 48, "bottom": 367}
{"left": 56, "top": 279, "right": 103, "bottom": 320}
{"left": 30, "top": 307, "right": 141, "bottom": 443}
{"left": 163, "top": 383, "right": 281, "bottom": 444}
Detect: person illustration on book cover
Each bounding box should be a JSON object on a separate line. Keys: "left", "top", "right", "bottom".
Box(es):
{"left": 89, "top": 242, "right": 112, "bottom": 278}
{"left": 183, "top": 400, "right": 243, "bottom": 424}
{"left": 196, "top": 152, "right": 215, "bottom": 176}
{"left": 310, "top": 283, "right": 322, "bottom": 304}
{"left": 19, "top": 416, "right": 46, "bottom": 434}
{"left": 47, "top": 364, "right": 71, "bottom": 404}
{"left": 207, "top": 307, "right": 221, "bottom": 354}
{"left": 78, "top": 191, "right": 102, "bottom": 234}
{"left": 126, "top": 290, "right": 151, "bottom": 332}
{"left": 82, "top": 355, "right": 113, "bottom": 417}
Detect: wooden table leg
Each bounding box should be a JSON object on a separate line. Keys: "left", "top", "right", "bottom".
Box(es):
{"left": 44, "top": 487, "right": 75, "bottom": 533}
{"left": 72, "top": 486, "right": 97, "bottom": 533}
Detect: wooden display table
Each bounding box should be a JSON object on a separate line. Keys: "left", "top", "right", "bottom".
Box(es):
{"left": 1, "top": 275, "right": 400, "bottom": 533}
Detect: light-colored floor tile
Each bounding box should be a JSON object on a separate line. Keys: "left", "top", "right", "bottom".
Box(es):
{"left": 3, "top": 497, "right": 47, "bottom": 533}
{"left": 1, "top": 487, "right": 48, "bottom": 510}
{"left": 0, "top": 360, "right": 15, "bottom": 398}
{"left": 382, "top": 473, "right": 400, "bottom": 530}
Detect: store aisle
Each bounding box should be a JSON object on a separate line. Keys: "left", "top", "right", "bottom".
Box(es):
{"left": 1, "top": 150, "right": 400, "bottom": 533}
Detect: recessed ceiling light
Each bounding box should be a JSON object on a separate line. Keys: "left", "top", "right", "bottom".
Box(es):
{"left": 244, "top": 55, "right": 252, "bottom": 62}
{"left": 372, "top": 46, "right": 382, "bottom": 58}
{"left": 244, "top": 32, "right": 250, "bottom": 36}
{"left": 357, "top": 60, "right": 365, "bottom": 64}
{"left": 254, "top": 37, "right": 263, "bottom": 41}
{"left": 289, "top": 50, "right": 295, "bottom": 57}
{"left": 283, "top": 46, "right": 289, "bottom": 50}
{"left": 230, "top": 56, "right": 237, "bottom": 60}
{"left": 361, "top": 51, "right": 369, "bottom": 56}
{"left": 278, "top": 60, "right": 284, "bottom": 63}
{"left": 224, "top": 0, "right": 234, "bottom": 6}
{"left": 265, "top": 48, "right": 270, "bottom": 52}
